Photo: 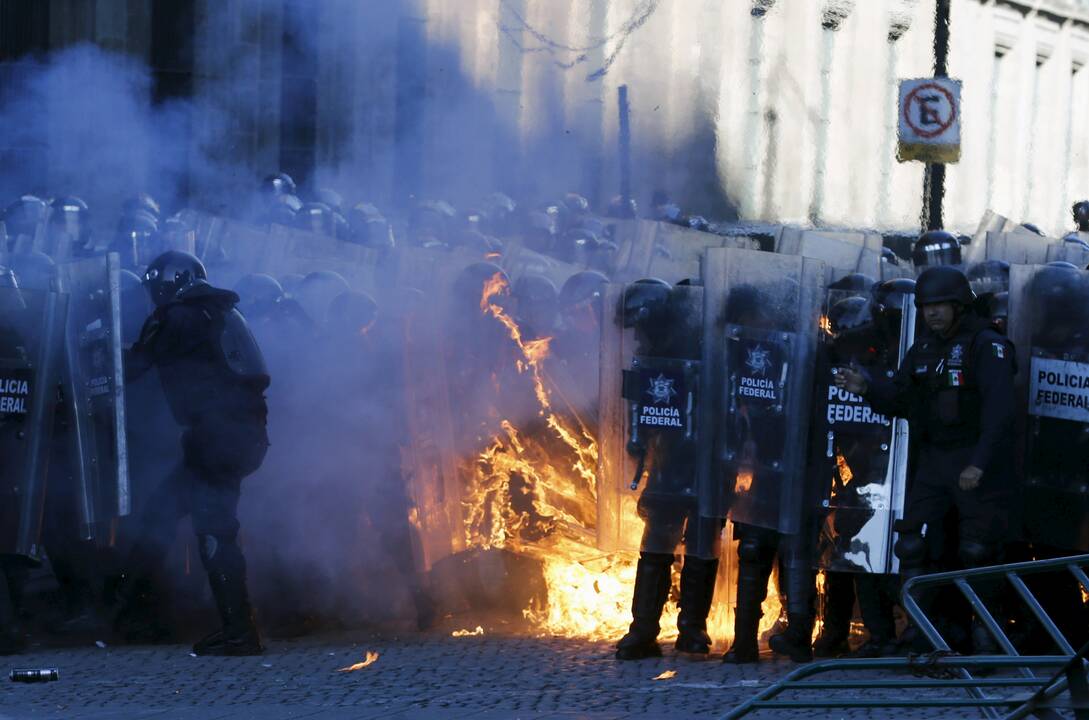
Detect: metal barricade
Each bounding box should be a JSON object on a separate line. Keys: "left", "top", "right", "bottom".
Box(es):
{"left": 722, "top": 554, "right": 1089, "bottom": 719}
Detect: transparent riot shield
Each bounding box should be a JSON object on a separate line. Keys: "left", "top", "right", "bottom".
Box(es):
{"left": 701, "top": 247, "right": 824, "bottom": 534}
{"left": 397, "top": 287, "right": 466, "bottom": 571}
{"left": 56, "top": 254, "right": 129, "bottom": 542}
{"left": 1045, "top": 241, "right": 1089, "bottom": 268}
{"left": 815, "top": 284, "right": 915, "bottom": 574}
{"left": 982, "top": 231, "right": 1050, "bottom": 265}
{"left": 777, "top": 229, "right": 884, "bottom": 279}
{"left": 598, "top": 282, "right": 719, "bottom": 558}
{"left": 499, "top": 241, "right": 580, "bottom": 290}
{"left": 1009, "top": 263, "right": 1089, "bottom": 552}
{"left": 0, "top": 286, "right": 67, "bottom": 562}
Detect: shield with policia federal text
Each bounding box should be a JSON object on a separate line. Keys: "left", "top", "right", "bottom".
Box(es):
{"left": 814, "top": 275, "right": 915, "bottom": 573}
{"left": 0, "top": 284, "right": 67, "bottom": 562}
{"left": 1009, "top": 263, "right": 1089, "bottom": 552}
{"left": 597, "top": 280, "right": 720, "bottom": 558}
{"left": 700, "top": 247, "right": 824, "bottom": 535}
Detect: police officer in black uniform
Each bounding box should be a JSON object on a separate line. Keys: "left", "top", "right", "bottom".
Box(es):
{"left": 116, "top": 251, "right": 269, "bottom": 656}
{"left": 836, "top": 266, "right": 1016, "bottom": 653}
{"left": 615, "top": 280, "right": 720, "bottom": 660}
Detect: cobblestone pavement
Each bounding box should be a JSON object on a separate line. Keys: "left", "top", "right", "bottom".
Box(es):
{"left": 0, "top": 625, "right": 1029, "bottom": 720}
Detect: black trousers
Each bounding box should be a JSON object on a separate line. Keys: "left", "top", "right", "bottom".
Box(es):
{"left": 133, "top": 422, "right": 267, "bottom": 575}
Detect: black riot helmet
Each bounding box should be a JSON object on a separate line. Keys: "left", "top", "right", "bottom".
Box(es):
{"left": 312, "top": 188, "right": 344, "bottom": 214}
{"left": 452, "top": 262, "right": 509, "bottom": 307}
{"left": 965, "top": 260, "right": 1010, "bottom": 298}
{"left": 912, "top": 230, "right": 961, "bottom": 268}
{"left": 260, "top": 172, "right": 297, "bottom": 199}
{"left": 513, "top": 273, "right": 558, "bottom": 335}
{"left": 562, "top": 192, "right": 590, "bottom": 215}
{"left": 296, "top": 202, "right": 337, "bottom": 237}
{"left": 263, "top": 193, "right": 302, "bottom": 226}
{"left": 829, "top": 272, "right": 877, "bottom": 295}
{"left": 559, "top": 270, "right": 609, "bottom": 312}
{"left": 143, "top": 250, "right": 208, "bottom": 307}
{"left": 828, "top": 296, "right": 870, "bottom": 335}
{"left": 1047, "top": 260, "right": 1080, "bottom": 270}
{"left": 480, "top": 192, "right": 517, "bottom": 237}
{"left": 606, "top": 195, "right": 639, "bottom": 219}
{"left": 3, "top": 195, "right": 48, "bottom": 239}
{"left": 49, "top": 195, "right": 90, "bottom": 233}
{"left": 234, "top": 273, "right": 284, "bottom": 320}
{"left": 620, "top": 278, "right": 672, "bottom": 329}
{"left": 122, "top": 193, "right": 161, "bottom": 222}
{"left": 327, "top": 290, "right": 379, "bottom": 337}
{"left": 914, "top": 266, "right": 975, "bottom": 308}
{"left": 296, "top": 270, "right": 351, "bottom": 326}
{"left": 871, "top": 278, "right": 916, "bottom": 316}
{"left": 881, "top": 246, "right": 901, "bottom": 266}
{"left": 1073, "top": 200, "right": 1089, "bottom": 231}
{"left": 348, "top": 202, "right": 394, "bottom": 249}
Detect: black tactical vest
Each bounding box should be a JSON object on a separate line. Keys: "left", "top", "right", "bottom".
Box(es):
{"left": 908, "top": 319, "right": 990, "bottom": 448}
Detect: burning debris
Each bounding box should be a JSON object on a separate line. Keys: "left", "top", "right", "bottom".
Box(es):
{"left": 337, "top": 652, "right": 380, "bottom": 672}
{"left": 652, "top": 670, "right": 678, "bottom": 680}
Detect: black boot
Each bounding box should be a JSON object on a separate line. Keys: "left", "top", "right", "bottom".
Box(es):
{"left": 768, "top": 612, "right": 814, "bottom": 662}
{"left": 675, "top": 556, "right": 718, "bottom": 655}
{"left": 193, "top": 539, "right": 263, "bottom": 656}
{"left": 768, "top": 560, "right": 815, "bottom": 663}
{"left": 616, "top": 553, "right": 673, "bottom": 661}
{"left": 723, "top": 539, "right": 773, "bottom": 664}
{"left": 813, "top": 571, "right": 854, "bottom": 657}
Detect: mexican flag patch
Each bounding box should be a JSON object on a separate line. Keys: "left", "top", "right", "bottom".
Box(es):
{"left": 992, "top": 342, "right": 1005, "bottom": 359}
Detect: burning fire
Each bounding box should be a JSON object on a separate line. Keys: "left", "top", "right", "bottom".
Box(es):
{"left": 456, "top": 273, "right": 773, "bottom": 649}
{"left": 337, "top": 651, "right": 380, "bottom": 672}
{"left": 452, "top": 626, "right": 485, "bottom": 637}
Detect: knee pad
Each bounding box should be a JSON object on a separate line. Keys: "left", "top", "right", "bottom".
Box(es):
{"left": 198, "top": 534, "right": 239, "bottom": 564}
{"left": 738, "top": 536, "right": 767, "bottom": 564}
{"left": 958, "top": 539, "right": 997, "bottom": 568}
{"left": 894, "top": 531, "right": 927, "bottom": 568}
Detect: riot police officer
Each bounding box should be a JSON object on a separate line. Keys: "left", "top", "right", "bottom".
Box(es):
{"left": 615, "top": 279, "right": 720, "bottom": 660}
{"left": 116, "top": 251, "right": 269, "bottom": 656}
{"left": 836, "top": 266, "right": 1016, "bottom": 654}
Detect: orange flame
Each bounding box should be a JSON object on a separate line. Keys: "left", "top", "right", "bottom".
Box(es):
{"left": 451, "top": 626, "right": 485, "bottom": 637}
{"left": 337, "top": 651, "right": 379, "bottom": 672}
{"left": 734, "top": 469, "right": 753, "bottom": 494}
{"left": 835, "top": 452, "right": 854, "bottom": 485}
{"left": 653, "top": 670, "right": 677, "bottom": 680}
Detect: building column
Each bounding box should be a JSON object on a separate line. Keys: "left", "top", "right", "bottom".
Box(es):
{"left": 808, "top": 0, "right": 854, "bottom": 225}
{"left": 741, "top": 0, "right": 775, "bottom": 220}
{"left": 877, "top": 3, "right": 914, "bottom": 226}
{"left": 1022, "top": 14, "right": 1059, "bottom": 222}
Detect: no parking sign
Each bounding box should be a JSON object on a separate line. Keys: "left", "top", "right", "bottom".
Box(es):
{"left": 898, "top": 77, "right": 962, "bottom": 164}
